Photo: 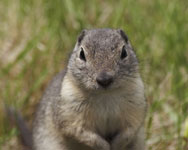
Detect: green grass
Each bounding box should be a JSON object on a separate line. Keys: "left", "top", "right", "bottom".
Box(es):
{"left": 0, "top": 0, "right": 188, "bottom": 149}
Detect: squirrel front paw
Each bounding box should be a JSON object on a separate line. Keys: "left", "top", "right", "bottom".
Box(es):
{"left": 94, "top": 140, "right": 110, "bottom": 150}
{"left": 110, "top": 133, "right": 129, "bottom": 150}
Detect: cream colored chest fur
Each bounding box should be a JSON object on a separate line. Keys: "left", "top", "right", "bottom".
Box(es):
{"left": 61, "top": 75, "right": 146, "bottom": 137}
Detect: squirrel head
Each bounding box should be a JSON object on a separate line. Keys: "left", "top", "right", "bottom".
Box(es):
{"left": 67, "top": 28, "right": 139, "bottom": 91}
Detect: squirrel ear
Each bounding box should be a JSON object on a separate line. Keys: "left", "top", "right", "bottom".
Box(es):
{"left": 118, "top": 29, "right": 128, "bottom": 43}
{"left": 77, "top": 29, "right": 87, "bottom": 45}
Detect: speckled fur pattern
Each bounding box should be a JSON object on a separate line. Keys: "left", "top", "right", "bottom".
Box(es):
{"left": 33, "top": 28, "right": 147, "bottom": 150}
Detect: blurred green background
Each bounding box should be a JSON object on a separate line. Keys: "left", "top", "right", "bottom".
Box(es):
{"left": 0, "top": 0, "right": 188, "bottom": 149}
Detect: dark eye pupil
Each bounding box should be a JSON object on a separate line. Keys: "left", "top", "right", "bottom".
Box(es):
{"left": 121, "top": 46, "right": 127, "bottom": 59}
{"left": 80, "top": 48, "right": 86, "bottom": 61}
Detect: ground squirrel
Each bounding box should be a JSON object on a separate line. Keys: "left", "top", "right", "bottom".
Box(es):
{"left": 33, "top": 28, "right": 147, "bottom": 150}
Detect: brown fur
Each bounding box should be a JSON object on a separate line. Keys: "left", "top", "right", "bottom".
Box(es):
{"left": 33, "top": 28, "right": 147, "bottom": 150}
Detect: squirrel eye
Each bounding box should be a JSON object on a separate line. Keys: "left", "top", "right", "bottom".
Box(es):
{"left": 80, "top": 47, "right": 86, "bottom": 61}
{"left": 121, "top": 45, "right": 128, "bottom": 60}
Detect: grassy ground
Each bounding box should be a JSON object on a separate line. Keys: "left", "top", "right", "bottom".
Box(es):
{"left": 0, "top": 0, "right": 188, "bottom": 149}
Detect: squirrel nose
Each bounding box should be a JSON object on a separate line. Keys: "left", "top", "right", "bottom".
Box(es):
{"left": 96, "top": 72, "right": 114, "bottom": 88}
